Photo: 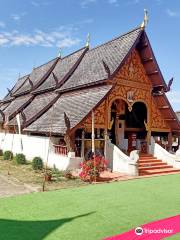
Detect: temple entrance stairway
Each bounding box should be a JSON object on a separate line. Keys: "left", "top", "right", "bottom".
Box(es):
{"left": 138, "top": 154, "right": 180, "bottom": 176}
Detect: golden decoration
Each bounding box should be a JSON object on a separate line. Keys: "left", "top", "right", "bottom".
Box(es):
{"left": 140, "top": 9, "right": 148, "bottom": 29}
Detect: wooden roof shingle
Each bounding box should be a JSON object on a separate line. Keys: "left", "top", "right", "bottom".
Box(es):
{"left": 24, "top": 85, "right": 112, "bottom": 134}
{"left": 33, "top": 47, "right": 88, "bottom": 93}
{"left": 3, "top": 95, "right": 33, "bottom": 121}
{"left": 13, "top": 58, "right": 59, "bottom": 96}
{"left": 7, "top": 92, "right": 59, "bottom": 127}
{"left": 57, "top": 28, "right": 142, "bottom": 92}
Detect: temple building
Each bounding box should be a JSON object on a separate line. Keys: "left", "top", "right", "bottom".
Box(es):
{"left": 1, "top": 15, "right": 180, "bottom": 175}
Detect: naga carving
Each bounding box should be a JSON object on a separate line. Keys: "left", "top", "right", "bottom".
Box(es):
{"left": 64, "top": 112, "right": 75, "bottom": 152}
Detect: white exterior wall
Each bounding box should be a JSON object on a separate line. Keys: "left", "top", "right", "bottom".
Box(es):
{"left": 106, "top": 140, "right": 138, "bottom": 175}
{"left": 0, "top": 133, "right": 82, "bottom": 171}
{"left": 48, "top": 154, "right": 82, "bottom": 170}
{"left": 0, "top": 132, "right": 49, "bottom": 160}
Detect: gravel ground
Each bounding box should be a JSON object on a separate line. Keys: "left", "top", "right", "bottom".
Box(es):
{"left": 0, "top": 174, "right": 36, "bottom": 198}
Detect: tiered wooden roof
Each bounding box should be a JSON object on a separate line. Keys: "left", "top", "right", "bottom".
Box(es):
{"left": 0, "top": 26, "right": 180, "bottom": 134}
{"left": 25, "top": 85, "right": 112, "bottom": 134}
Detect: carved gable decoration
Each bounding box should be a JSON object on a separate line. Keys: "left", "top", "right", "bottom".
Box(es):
{"left": 151, "top": 99, "right": 170, "bottom": 129}
{"left": 116, "top": 49, "right": 150, "bottom": 85}
{"left": 84, "top": 101, "right": 106, "bottom": 126}
{"left": 108, "top": 85, "right": 150, "bottom": 107}
{"left": 79, "top": 49, "right": 170, "bottom": 132}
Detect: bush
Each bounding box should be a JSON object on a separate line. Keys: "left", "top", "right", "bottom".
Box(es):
{"left": 0, "top": 149, "right": 3, "bottom": 156}
{"left": 79, "top": 155, "right": 108, "bottom": 182}
{"left": 3, "top": 150, "right": 13, "bottom": 160}
{"left": 15, "top": 153, "right": 26, "bottom": 164}
{"left": 32, "top": 157, "right": 43, "bottom": 170}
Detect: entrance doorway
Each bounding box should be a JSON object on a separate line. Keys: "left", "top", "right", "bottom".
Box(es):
{"left": 126, "top": 102, "right": 147, "bottom": 152}
{"left": 109, "top": 99, "right": 126, "bottom": 146}
{"left": 109, "top": 99, "right": 148, "bottom": 153}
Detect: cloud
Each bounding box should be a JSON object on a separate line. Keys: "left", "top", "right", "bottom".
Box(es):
{"left": 166, "top": 9, "right": 180, "bottom": 17}
{"left": 0, "top": 38, "right": 9, "bottom": 45}
{"left": 11, "top": 12, "right": 27, "bottom": 22}
{"left": 108, "top": 0, "right": 119, "bottom": 6}
{"left": 56, "top": 38, "right": 80, "bottom": 48}
{"left": 108, "top": 0, "right": 118, "bottom": 4}
{"left": 11, "top": 14, "right": 21, "bottom": 21}
{"left": 79, "top": 18, "right": 94, "bottom": 24}
{"left": 156, "top": 0, "right": 162, "bottom": 5}
{"left": 127, "top": 0, "right": 140, "bottom": 4}
{"left": 80, "top": 0, "right": 122, "bottom": 8}
{"left": 0, "top": 21, "right": 6, "bottom": 28}
{"left": 0, "top": 28, "right": 81, "bottom": 48}
{"left": 31, "top": 1, "right": 39, "bottom": 7}
{"left": 31, "top": 1, "right": 51, "bottom": 7}
{"left": 80, "top": 0, "right": 97, "bottom": 8}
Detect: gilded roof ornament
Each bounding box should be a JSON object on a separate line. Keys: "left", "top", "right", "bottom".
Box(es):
{"left": 58, "top": 48, "right": 62, "bottom": 58}
{"left": 85, "top": 33, "right": 90, "bottom": 47}
{"left": 140, "top": 9, "right": 148, "bottom": 29}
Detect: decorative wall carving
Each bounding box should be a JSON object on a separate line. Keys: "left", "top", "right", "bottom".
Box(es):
{"left": 116, "top": 49, "right": 150, "bottom": 85}
{"left": 108, "top": 85, "right": 150, "bottom": 107}
{"left": 84, "top": 101, "right": 106, "bottom": 126}
{"left": 151, "top": 99, "right": 169, "bottom": 129}
{"left": 80, "top": 49, "right": 169, "bottom": 132}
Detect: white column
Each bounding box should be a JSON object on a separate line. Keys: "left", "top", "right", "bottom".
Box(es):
{"left": 81, "top": 130, "right": 85, "bottom": 159}
{"left": 168, "top": 132, "right": 172, "bottom": 151}
{"left": 92, "top": 111, "right": 95, "bottom": 153}
{"left": 104, "top": 129, "right": 108, "bottom": 159}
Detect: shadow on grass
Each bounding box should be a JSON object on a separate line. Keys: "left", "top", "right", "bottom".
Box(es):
{"left": 0, "top": 212, "right": 94, "bottom": 240}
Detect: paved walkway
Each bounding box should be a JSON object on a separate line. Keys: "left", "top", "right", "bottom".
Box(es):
{"left": 97, "top": 170, "right": 180, "bottom": 183}
{"left": 0, "top": 174, "right": 37, "bottom": 198}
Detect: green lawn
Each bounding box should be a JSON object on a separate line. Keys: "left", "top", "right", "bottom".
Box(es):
{"left": 0, "top": 174, "right": 180, "bottom": 240}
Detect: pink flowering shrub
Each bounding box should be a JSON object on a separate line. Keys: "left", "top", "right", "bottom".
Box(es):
{"left": 79, "top": 155, "right": 108, "bottom": 182}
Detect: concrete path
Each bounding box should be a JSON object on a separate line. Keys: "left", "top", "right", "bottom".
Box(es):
{"left": 0, "top": 174, "right": 37, "bottom": 198}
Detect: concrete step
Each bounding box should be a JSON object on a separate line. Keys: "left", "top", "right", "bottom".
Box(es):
{"left": 139, "top": 154, "right": 153, "bottom": 157}
{"left": 139, "top": 162, "right": 167, "bottom": 167}
{"left": 139, "top": 165, "right": 173, "bottom": 171}
{"left": 139, "top": 156, "right": 157, "bottom": 159}
{"left": 140, "top": 168, "right": 180, "bottom": 175}
{"left": 138, "top": 154, "right": 180, "bottom": 176}
{"left": 139, "top": 159, "right": 162, "bottom": 164}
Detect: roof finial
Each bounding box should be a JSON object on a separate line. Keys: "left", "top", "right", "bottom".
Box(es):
{"left": 85, "top": 33, "right": 90, "bottom": 47}
{"left": 58, "top": 48, "right": 62, "bottom": 58}
{"left": 140, "top": 9, "right": 148, "bottom": 29}
{"left": 33, "top": 60, "right": 36, "bottom": 70}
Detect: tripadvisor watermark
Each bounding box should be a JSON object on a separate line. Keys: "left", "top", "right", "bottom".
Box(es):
{"left": 135, "top": 227, "right": 173, "bottom": 236}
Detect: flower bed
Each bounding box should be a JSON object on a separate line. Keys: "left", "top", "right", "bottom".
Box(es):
{"left": 79, "top": 155, "right": 108, "bottom": 182}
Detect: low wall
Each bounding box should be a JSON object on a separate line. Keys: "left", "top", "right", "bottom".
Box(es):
{"left": 48, "top": 153, "right": 82, "bottom": 170}
{"left": 0, "top": 133, "right": 49, "bottom": 160}
{"left": 0, "top": 133, "right": 82, "bottom": 171}
{"left": 106, "top": 140, "right": 138, "bottom": 175}
{"left": 154, "top": 143, "right": 180, "bottom": 169}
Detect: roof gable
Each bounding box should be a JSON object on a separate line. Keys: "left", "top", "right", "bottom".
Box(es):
{"left": 24, "top": 85, "right": 112, "bottom": 134}
{"left": 57, "top": 28, "right": 143, "bottom": 92}
{"left": 136, "top": 31, "right": 167, "bottom": 88}
{"left": 13, "top": 58, "right": 59, "bottom": 97}
{"left": 33, "top": 47, "right": 87, "bottom": 93}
